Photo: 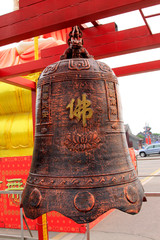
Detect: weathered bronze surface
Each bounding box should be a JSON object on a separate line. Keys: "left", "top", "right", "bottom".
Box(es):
{"left": 21, "top": 26, "right": 145, "bottom": 223}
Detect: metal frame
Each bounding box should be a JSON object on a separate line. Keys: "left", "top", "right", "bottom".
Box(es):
{"left": 0, "top": 191, "right": 37, "bottom": 240}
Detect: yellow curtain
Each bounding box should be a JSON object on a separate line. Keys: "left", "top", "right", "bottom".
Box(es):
{"left": 0, "top": 82, "right": 32, "bottom": 114}
{"left": 0, "top": 37, "right": 40, "bottom": 157}
{"left": 0, "top": 82, "right": 33, "bottom": 157}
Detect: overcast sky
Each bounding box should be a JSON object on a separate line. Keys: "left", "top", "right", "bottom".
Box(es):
{"left": 99, "top": 7, "right": 160, "bottom": 135}
{"left": 102, "top": 49, "right": 160, "bottom": 135}
{"left": 118, "top": 71, "right": 160, "bottom": 135}
{"left": 1, "top": 1, "right": 160, "bottom": 135}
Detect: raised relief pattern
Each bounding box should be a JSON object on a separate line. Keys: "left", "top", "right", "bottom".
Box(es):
{"left": 64, "top": 131, "right": 101, "bottom": 152}
{"left": 107, "top": 82, "right": 118, "bottom": 119}
{"left": 27, "top": 169, "right": 137, "bottom": 189}
{"left": 98, "top": 62, "right": 112, "bottom": 72}
{"left": 69, "top": 59, "right": 90, "bottom": 70}
{"left": 41, "top": 84, "right": 50, "bottom": 124}
{"left": 42, "top": 62, "right": 59, "bottom": 76}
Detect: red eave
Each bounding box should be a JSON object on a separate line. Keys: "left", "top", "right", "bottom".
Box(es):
{"left": 1, "top": 59, "right": 160, "bottom": 90}
{"left": 0, "top": 77, "right": 36, "bottom": 90}
{"left": 0, "top": 24, "right": 160, "bottom": 83}
{"left": 0, "top": 0, "right": 160, "bottom": 46}
{"left": 42, "top": 25, "right": 160, "bottom": 59}
{"left": 113, "top": 60, "right": 160, "bottom": 77}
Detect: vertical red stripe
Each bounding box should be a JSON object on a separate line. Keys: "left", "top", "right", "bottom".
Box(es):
{"left": 31, "top": 90, "right": 36, "bottom": 139}
{"left": 37, "top": 216, "right": 43, "bottom": 240}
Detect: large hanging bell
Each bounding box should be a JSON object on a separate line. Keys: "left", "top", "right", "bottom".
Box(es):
{"left": 21, "top": 26, "right": 145, "bottom": 223}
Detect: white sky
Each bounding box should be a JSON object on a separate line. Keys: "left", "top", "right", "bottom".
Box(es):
{"left": 102, "top": 49, "right": 160, "bottom": 135}
{"left": 0, "top": 1, "right": 160, "bottom": 135}
{"left": 99, "top": 5, "right": 160, "bottom": 135}
{"left": 0, "top": 0, "right": 14, "bottom": 15}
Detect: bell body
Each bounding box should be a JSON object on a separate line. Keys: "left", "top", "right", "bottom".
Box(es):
{"left": 21, "top": 57, "right": 144, "bottom": 223}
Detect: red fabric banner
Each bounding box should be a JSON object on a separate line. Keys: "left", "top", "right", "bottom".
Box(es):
{"left": 0, "top": 156, "right": 86, "bottom": 233}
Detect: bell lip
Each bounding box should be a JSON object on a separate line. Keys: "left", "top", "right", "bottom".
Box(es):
{"left": 22, "top": 180, "right": 145, "bottom": 224}
{"left": 23, "top": 202, "right": 144, "bottom": 224}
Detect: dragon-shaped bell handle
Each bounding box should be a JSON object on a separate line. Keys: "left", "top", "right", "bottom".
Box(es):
{"left": 60, "top": 26, "right": 93, "bottom": 59}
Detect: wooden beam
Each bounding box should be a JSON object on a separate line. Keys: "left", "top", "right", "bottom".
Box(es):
{"left": 19, "top": 0, "right": 45, "bottom": 8}
{"left": 113, "top": 60, "right": 160, "bottom": 77}
{"left": 0, "top": 0, "right": 160, "bottom": 46}
{"left": 1, "top": 25, "right": 160, "bottom": 81}
{"left": 0, "top": 77, "right": 36, "bottom": 90}
{"left": 41, "top": 25, "right": 160, "bottom": 59}
{"left": 139, "top": 9, "right": 152, "bottom": 35}
{"left": 91, "top": 20, "right": 101, "bottom": 27}
{"left": 1, "top": 60, "right": 159, "bottom": 90}
{"left": 87, "top": 30, "right": 160, "bottom": 59}
{"left": 0, "top": 45, "right": 66, "bottom": 80}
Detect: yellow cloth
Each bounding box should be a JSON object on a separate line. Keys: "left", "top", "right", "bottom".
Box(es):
{"left": 0, "top": 37, "right": 40, "bottom": 157}
{"left": 0, "top": 82, "right": 33, "bottom": 157}
{"left": 0, "top": 82, "right": 32, "bottom": 114}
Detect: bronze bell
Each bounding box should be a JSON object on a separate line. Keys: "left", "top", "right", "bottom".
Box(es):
{"left": 21, "top": 26, "right": 145, "bottom": 223}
